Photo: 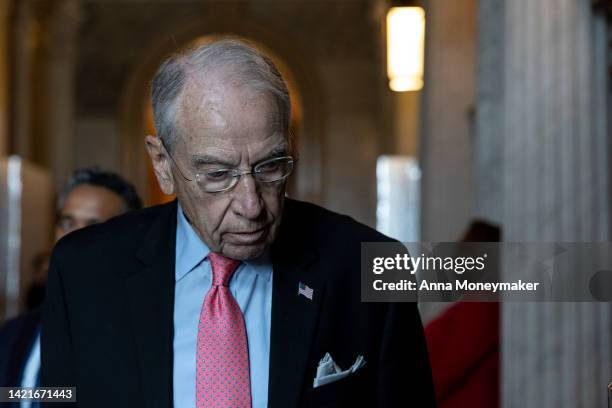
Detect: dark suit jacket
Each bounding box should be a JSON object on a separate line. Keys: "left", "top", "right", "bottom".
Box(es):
{"left": 41, "top": 199, "right": 435, "bottom": 407}
{"left": 0, "top": 309, "right": 41, "bottom": 408}
{"left": 0, "top": 309, "right": 41, "bottom": 385}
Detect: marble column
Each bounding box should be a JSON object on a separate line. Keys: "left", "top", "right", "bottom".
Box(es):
{"left": 0, "top": 1, "right": 11, "bottom": 157}
{"left": 420, "top": 0, "right": 478, "bottom": 242}
{"left": 39, "top": 0, "right": 81, "bottom": 186}
{"left": 12, "top": 0, "right": 34, "bottom": 161}
{"left": 476, "top": 0, "right": 612, "bottom": 406}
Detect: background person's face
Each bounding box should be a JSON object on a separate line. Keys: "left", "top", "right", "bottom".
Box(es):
{"left": 55, "top": 184, "right": 127, "bottom": 241}
{"left": 169, "top": 81, "right": 288, "bottom": 261}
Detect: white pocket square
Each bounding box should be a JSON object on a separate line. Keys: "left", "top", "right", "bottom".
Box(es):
{"left": 313, "top": 352, "right": 366, "bottom": 388}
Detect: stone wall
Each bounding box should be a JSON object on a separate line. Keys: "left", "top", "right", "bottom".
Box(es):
{"left": 420, "top": 0, "right": 478, "bottom": 242}
{"left": 476, "top": 0, "right": 611, "bottom": 406}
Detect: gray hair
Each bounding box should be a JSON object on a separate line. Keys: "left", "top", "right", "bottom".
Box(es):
{"left": 151, "top": 39, "right": 291, "bottom": 152}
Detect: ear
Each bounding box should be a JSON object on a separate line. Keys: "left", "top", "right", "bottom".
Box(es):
{"left": 144, "top": 135, "right": 176, "bottom": 195}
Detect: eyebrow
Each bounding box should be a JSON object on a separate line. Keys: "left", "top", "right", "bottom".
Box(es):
{"left": 191, "top": 155, "right": 234, "bottom": 168}
{"left": 259, "top": 145, "right": 290, "bottom": 162}
{"left": 190, "top": 144, "right": 290, "bottom": 169}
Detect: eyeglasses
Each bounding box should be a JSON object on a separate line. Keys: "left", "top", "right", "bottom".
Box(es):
{"left": 161, "top": 141, "right": 295, "bottom": 193}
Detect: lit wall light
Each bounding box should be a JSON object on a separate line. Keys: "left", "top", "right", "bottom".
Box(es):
{"left": 387, "top": 5, "right": 426, "bottom": 92}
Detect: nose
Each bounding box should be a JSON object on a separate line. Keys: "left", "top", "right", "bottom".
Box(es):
{"left": 231, "top": 174, "right": 264, "bottom": 220}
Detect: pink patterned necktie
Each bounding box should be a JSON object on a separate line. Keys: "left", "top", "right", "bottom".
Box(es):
{"left": 196, "top": 252, "right": 252, "bottom": 408}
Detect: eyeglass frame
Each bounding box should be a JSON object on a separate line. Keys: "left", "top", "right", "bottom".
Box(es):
{"left": 159, "top": 139, "right": 296, "bottom": 193}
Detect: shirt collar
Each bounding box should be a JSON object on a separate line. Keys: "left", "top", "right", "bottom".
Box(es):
{"left": 175, "top": 203, "right": 272, "bottom": 283}
{"left": 175, "top": 203, "right": 209, "bottom": 282}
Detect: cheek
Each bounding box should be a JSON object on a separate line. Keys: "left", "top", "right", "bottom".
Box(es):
{"left": 197, "top": 200, "right": 229, "bottom": 230}
{"left": 178, "top": 188, "right": 232, "bottom": 234}
{"left": 259, "top": 187, "right": 284, "bottom": 224}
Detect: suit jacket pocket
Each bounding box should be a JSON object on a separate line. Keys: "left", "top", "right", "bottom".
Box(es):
{"left": 303, "top": 366, "right": 371, "bottom": 408}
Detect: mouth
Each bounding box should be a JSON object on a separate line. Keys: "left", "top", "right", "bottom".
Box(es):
{"left": 225, "top": 226, "right": 269, "bottom": 245}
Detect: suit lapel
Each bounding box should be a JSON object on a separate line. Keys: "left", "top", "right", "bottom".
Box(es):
{"left": 119, "top": 198, "right": 324, "bottom": 407}
{"left": 268, "top": 200, "right": 326, "bottom": 408}
{"left": 123, "top": 201, "right": 177, "bottom": 408}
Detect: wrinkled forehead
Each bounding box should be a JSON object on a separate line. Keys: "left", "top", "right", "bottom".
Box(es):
{"left": 173, "top": 75, "right": 288, "bottom": 159}
{"left": 179, "top": 75, "right": 284, "bottom": 133}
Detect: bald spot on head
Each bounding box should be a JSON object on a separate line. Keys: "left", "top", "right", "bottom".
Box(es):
{"left": 175, "top": 68, "right": 285, "bottom": 156}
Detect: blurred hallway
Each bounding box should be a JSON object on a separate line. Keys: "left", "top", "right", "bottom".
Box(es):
{"left": 0, "top": 1, "right": 610, "bottom": 407}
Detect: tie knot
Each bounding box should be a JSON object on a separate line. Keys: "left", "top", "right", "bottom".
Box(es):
{"left": 208, "top": 252, "right": 241, "bottom": 287}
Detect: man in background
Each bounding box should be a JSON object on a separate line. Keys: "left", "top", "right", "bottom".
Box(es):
{"left": 0, "top": 167, "right": 142, "bottom": 405}
{"left": 24, "top": 168, "right": 143, "bottom": 310}
{"left": 54, "top": 167, "right": 142, "bottom": 239}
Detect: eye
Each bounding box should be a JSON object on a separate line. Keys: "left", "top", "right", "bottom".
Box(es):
{"left": 57, "top": 217, "right": 74, "bottom": 231}
{"left": 257, "top": 160, "right": 281, "bottom": 173}
{"left": 204, "top": 169, "right": 232, "bottom": 181}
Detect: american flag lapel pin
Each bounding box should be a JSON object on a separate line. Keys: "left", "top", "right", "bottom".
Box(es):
{"left": 298, "top": 281, "right": 314, "bottom": 300}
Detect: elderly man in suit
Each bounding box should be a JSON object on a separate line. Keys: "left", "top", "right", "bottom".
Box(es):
{"left": 41, "top": 39, "right": 435, "bottom": 408}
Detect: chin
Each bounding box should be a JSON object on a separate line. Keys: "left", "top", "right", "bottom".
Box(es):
{"left": 221, "top": 242, "right": 268, "bottom": 261}
{"left": 219, "top": 225, "right": 278, "bottom": 261}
